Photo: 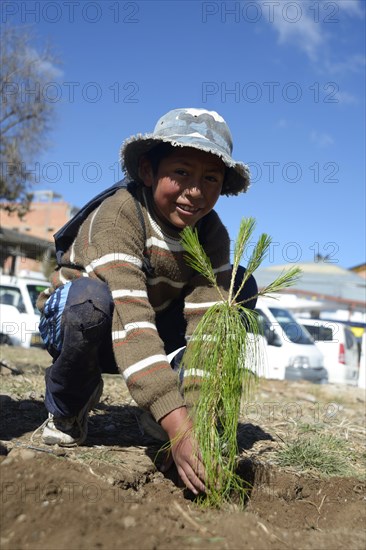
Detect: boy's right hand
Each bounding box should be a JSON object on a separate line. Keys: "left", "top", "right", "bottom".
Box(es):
{"left": 159, "top": 407, "right": 206, "bottom": 495}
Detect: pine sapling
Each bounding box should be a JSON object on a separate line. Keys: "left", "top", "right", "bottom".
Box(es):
{"left": 178, "top": 217, "right": 301, "bottom": 507}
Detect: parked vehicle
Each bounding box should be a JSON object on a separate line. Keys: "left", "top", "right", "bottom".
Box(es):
{"left": 250, "top": 298, "right": 328, "bottom": 384}
{"left": 358, "top": 331, "right": 365, "bottom": 389}
{"left": 296, "top": 318, "right": 359, "bottom": 386}
{"left": 0, "top": 274, "right": 48, "bottom": 348}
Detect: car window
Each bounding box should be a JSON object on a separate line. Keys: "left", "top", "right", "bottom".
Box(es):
{"left": 0, "top": 286, "right": 26, "bottom": 313}
{"left": 27, "top": 284, "right": 47, "bottom": 314}
{"left": 255, "top": 309, "right": 282, "bottom": 346}
{"left": 345, "top": 328, "right": 355, "bottom": 349}
{"left": 302, "top": 324, "right": 333, "bottom": 342}
{"left": 268, "top": 307, "right": 314, "bottom": 345}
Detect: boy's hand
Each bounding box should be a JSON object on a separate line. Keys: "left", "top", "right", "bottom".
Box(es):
{"left": 159, "top": 407, "right": 206, "bottom": 495}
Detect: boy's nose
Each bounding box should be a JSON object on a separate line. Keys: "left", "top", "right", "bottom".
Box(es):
{"left": 187, "top": 186, "right": 202, "bottom": 198}
{"left": 186, "top": 179, "right": 203, "bottom": 198}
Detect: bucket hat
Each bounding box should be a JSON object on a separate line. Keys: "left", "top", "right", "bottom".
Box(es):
{"left": 120, "top": 108, "right": 250, "bottom": 195}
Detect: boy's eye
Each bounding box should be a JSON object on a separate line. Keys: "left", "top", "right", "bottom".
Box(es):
{"left": 174, "top": 169, "right": 188, "bottom": 176}
{"left": 206, "top": 175, "right": 220, "bottom": 183}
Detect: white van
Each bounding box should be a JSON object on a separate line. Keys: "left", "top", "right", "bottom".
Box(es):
{"left": 251, "top": 297, "right": 327, "bottom": 383}
{"left": 358, "top": 331, "right": 366, "bottom": 389}
{"left": 0, "top": 274, "right": 48, "bottom": 348}
{"left": 296, "top": 318, "right": 359, "bottom": 386}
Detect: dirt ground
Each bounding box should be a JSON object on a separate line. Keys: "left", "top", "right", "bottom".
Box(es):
{"left": 1, "top": 345, "right": 365, "bottom": 550}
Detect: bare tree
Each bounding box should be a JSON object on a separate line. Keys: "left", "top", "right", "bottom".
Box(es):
{"left": 0, "top": 26, "right": 61, "bottom": 216}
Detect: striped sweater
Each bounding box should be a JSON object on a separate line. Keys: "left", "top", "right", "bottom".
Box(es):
{"left": 39, "top": 184, "right": 231, "bottom": 421}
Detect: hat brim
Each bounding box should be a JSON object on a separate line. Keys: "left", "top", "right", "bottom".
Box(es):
{"left": 120, "top": 133, "right": 250, "bottom": 196}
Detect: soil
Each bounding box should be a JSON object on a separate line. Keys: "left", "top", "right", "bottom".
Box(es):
{"left": 1, "top": 345, "right": 365, "bottom": 550}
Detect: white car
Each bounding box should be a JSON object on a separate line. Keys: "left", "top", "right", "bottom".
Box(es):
{"left": 0, "top": 274, "right": 48, "bottom": 348}
{"left": 296, "top": 318, "right": 359, "bottom": 386}
{"left": 252, "top": 298, "right": 328, "bottom": 383}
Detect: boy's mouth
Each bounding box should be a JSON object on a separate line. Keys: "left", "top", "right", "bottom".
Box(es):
{"left": 176, "top": 203, "right": 201, "bottom": 214}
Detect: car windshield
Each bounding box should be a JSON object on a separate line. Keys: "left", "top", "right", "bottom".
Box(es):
{"left": 27, "top": 284, "right": 47, "bottom": 314}
{"left": 269, "top": 307, "right": 314, "bottom": 345}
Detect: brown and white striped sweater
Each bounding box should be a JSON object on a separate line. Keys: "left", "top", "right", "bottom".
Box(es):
{"left": 39, "top": 184, "right": 231, "bottom": 421}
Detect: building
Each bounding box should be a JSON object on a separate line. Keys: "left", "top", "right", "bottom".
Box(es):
{"left": 1, "top": 191, "right": 76, "bottom": 241}
{"left": 0, "top": 191, "right": 76, "bottom": 276}
{"left": 0, "top": 226, "right": 52, "bottom": 277}
{"left": 255, "top": 261, "right": 366, "bottom": 320}
{"left": 350, "top": 262, "right": 366, "bottom": 280}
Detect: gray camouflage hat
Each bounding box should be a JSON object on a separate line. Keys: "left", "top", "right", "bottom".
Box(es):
{"left": 120, "top": 108, "right": 250, "bottom": 195}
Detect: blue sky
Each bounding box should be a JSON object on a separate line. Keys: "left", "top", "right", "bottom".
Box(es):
{"left": 3, "top": 0, "right": 365, "bottom": 268}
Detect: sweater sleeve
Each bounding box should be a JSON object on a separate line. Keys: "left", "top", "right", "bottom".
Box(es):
{"left": 183, "top": 210, "right": 232, "bottom": 337}
{"left": 74, "top": 191, "right": 184, "bottom": 421}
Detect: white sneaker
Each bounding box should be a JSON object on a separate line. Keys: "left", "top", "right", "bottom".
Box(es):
{"left": 39, "top": 380, "right": 103, "bottom": 447}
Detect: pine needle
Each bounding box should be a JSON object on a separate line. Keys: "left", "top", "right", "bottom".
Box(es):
{"left": 259, "top": 266, "right": 302, "bottom": 296}
{"left": 229, "top": 217, "right": 256, "bottom": 303}
{"left": 180, "top": 227, "right": 224, "bottom": 301}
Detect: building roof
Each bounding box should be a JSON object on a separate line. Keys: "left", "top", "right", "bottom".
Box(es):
{"left": 349, "top": 262, "right": 366, "bottom": 271}
{"left": 255, "top": 262, "right": 366, "bottom": 308}
{"left": 0, "top": 226, "right": 53, "bottom": 260}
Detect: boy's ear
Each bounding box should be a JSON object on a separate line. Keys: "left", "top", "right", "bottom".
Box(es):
{"left": 138, "top": 156, "right": 154, "bottom": 187}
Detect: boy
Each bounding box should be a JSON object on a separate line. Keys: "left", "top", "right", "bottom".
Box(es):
{"left": 36, "top": 108, "right": 257, "bottom": 495}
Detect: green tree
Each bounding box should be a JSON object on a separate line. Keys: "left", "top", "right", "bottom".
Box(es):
{"left": 0, "top": 26, "right": 61, "bottom": 216}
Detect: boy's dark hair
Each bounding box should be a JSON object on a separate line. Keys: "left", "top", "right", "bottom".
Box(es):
{"left": 145, "top": 143, "right": 176, "bottom": 176}
{"left": 145, "top": 142, "right": 229, "bottom": 182}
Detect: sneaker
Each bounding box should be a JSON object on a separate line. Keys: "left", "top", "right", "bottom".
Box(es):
{"left": 139, "top": 412, "right": 169, "bottom": 443}
{"left": 39, "top": 380, "right": 103, "bottom": 447}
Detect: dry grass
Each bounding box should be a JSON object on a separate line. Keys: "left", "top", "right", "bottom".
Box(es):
{"left": 239, "top": 378, "right": 366, "bottom": 480}
{"left": 274, "top": 432, "right": 356, "bottom": 477}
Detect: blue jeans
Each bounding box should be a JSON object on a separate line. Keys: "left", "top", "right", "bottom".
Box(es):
{"left": 40, "top": 268, "right": 257, "bottom": 418}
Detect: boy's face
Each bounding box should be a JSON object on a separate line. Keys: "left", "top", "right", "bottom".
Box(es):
{"left": 139, "top": 147, "right": 225, "bottom": 229}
